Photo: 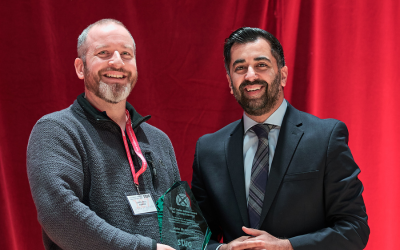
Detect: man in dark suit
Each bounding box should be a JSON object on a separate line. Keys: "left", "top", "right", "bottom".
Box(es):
{"left": 191, "top": 27, "right": 369, "bottom": 250}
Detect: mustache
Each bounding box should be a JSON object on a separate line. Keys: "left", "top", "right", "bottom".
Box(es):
{"left": 239, "top": 79, "right": 268, "bottom": 91}
{"left": 98, "top": 67, "right": 130, "bottom": 74}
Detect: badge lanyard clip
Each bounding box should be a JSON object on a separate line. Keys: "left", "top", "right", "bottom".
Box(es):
{"left": 135, "top": 184, "right": 140, "bottom": 194}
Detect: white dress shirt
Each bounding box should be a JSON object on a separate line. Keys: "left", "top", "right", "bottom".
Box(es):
{"left": 216, "top": 100, "right": 288, "bottom": 250}
{"left": 243, "top": 99, "right": 287, "bottom": 202}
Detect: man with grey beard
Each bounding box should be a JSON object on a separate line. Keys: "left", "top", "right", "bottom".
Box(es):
{"left": 191, "top": 27, "right": 369, "bottom": 250}
{"left": 27, "top": 19, "right": 179, "bottom": 250}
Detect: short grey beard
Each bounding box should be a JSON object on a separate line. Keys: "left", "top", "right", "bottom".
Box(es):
{"left": 83, "top": 62, "right": 136, "bottom": 104}
{"left": 97, "top": 80, "right": 131, "bottom": 104}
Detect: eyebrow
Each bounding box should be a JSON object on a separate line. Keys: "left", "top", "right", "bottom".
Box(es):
{"left": 94, "top": 44, "right": 134, "bottom": 51}
{"left": 95, "top": 45, "right": 110, "bottom": 50}
{"left": 232, "top": 56, "right": 272, "bottom": 68}
{"left": 232, "top": 59, "right": 245, "bottom": 68}
{"left": 254, "top": 56, "right": 272, "bottom": 63}
{"left": 123, "top": 44, "right": 134, "bottom": 50}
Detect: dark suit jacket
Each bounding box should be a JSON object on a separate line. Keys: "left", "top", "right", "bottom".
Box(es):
{"left": 192, "top": 103, "right": 369, "bottom": 250}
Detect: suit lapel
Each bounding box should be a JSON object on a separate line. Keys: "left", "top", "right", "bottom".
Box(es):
{"left": 225, "top": 120, "right": 249, "bottom": 227}
{"left": 258, "top": 104, "right": 304, "bottom": 227}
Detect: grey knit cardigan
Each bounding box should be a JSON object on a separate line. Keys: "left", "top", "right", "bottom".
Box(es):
{"left": 27, "top": 94, "right": 180, "bottom": 250}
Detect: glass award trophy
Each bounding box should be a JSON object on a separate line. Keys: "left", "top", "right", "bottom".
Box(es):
{"left": 156, "top": 181, "right": 211, "bottom": 250}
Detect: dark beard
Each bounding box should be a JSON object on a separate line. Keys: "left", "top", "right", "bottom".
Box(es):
{"left": 231, "top": 72, "right": 281, "bottom": 116}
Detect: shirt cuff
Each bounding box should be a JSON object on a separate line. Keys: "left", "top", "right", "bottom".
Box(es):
{"left": 151, "top": 239, "right": 157, "bottom": 250}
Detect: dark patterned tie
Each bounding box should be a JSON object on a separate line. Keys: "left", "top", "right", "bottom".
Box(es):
{"left": 248, "top": 123, "right": 276, "bottom": 228}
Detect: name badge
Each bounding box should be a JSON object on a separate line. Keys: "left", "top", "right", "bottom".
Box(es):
{"left": 126, "top": 194, "right": 157, "bottom": 215}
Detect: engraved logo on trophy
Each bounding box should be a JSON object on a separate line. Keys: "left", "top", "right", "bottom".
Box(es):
{"left": 176, "top": 193, "right": 190, "bottom": 207}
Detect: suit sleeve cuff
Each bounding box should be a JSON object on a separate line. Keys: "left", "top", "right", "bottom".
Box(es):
{"left": 216, "top": 244, "right": 225, "bottom": 250}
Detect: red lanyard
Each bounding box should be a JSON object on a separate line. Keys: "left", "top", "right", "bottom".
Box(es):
{"left": 121, "top": 109, "right": 147, "bottom": 193}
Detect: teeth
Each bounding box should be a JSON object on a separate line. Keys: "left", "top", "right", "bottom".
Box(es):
{"left": 106, "top": 74, "right": 124, "bottom": 79}
{"left": 246, "top": 86, "right": 261, "bottom": 92}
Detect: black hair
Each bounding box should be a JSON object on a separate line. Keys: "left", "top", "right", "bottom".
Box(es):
{"left": 224, "top": 27, "right": 285, "bottom": 75}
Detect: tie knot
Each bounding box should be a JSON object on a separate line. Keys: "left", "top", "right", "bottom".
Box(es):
{"left": 251, "top": 124, "right": 276, "bottom": 138}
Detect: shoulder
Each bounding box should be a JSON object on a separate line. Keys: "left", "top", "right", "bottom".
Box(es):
{"left": 198, "top": 119, "right": 242, "bottom": 143}
{"left": 28, "top": 101, "right": 94, "bottom": 150}
{"left": 34, "top": 99, "right": 88, "bottom": 126}
{"left": 287, "top": 104, "right": 346, "bottom": 134}
{"left": 195, "top": 120, "right": 242, "bottom": 154}
{"left": 139, "top": 122, "right": 170, "bottom": 140}
{"left": 27, "top": 105, "right": 85, "bottom": 168}
{"left": 284, "top": 104, "right": 351, "bottom": 154}
{"left": 32, "top": 105, "right": 78, "bottom": 132}
{"left": 137, "top": 122, "right": 175, "bottom": 151}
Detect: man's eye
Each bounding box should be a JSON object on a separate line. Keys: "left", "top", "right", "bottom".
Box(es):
{"left": 257, "top": 63, "right": 269, "bottom": 68}
{"left": 235, "top": 66, "right": 244, "bottom": 71}
{"left": 121, "top": 52, "right": 130, "bottom": 55}
{"left": 98, "top": 51, "right": 106, "bottom": 55}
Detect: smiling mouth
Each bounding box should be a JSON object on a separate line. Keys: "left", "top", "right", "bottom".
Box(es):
{"left": 245, "top": 85, "right": 263, "bottom": 92}
{"left": 104, "top": 74, "right": 126, "bottom": 79}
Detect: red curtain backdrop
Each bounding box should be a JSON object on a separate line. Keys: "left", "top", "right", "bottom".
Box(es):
{"left": 1, "top": 0, "right": 398, "bottom": 249}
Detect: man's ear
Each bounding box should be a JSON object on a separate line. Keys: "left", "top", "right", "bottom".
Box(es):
{"left": 226, "top": 74, "right": 233, "bottom": 95}
{"left": 280, "top": 66, "right": 288, "bottom": 87}
{"left": 74, "top": 58, "right": 85, "bottom": 80}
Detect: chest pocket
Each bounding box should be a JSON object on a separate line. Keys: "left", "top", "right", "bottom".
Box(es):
{"left": 282, "top": 170, "right": 320, "bottom": 182}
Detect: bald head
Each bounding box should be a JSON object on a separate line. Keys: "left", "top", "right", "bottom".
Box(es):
{"left": 77, "top": 19, "right": 135, "bottom": 63}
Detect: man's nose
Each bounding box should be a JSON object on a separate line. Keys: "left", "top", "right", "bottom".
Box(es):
{"left": 245, "top": 66, "right": 257, "bottom": 81}
{"left": 109, "top": 51, "right": 124, "bottom": 68}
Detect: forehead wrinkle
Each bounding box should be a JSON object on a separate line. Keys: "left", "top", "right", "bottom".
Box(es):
{"left": 87, "top": 25, "right": 135, "bottom": 48}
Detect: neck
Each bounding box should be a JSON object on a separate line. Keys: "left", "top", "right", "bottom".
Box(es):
{"left": 246, "top": 98, "right": 284, "bottom": 123}
{"left": 85, "top": 90, "right": 127, "bottom": 130}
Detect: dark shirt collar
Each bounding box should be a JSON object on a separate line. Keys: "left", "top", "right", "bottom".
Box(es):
{"left": 76, "top": 93, "right": 151, "bottom": 129}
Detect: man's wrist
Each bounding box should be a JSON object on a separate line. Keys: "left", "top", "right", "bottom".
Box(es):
{"left": 282, "top": 239, "right": 293, "bottom": 250}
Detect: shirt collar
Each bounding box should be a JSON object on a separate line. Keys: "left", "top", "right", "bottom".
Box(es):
{"left": 76, "top": 93, "right": 151, "bottom": 129}
{"left": 243, "top": 99, "right": 288, "bottom": 134}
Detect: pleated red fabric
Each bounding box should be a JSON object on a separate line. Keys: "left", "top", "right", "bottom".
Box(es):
{"left": 0, "top": 0, "right": 398, "bottom": 249}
